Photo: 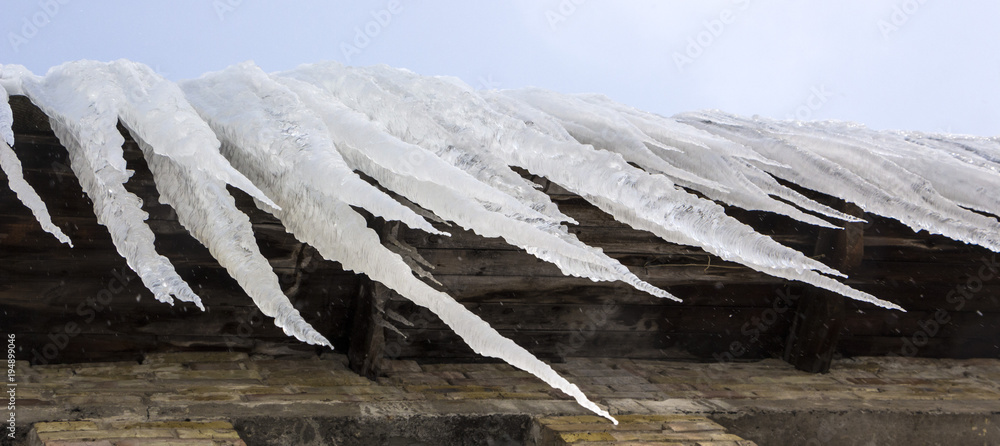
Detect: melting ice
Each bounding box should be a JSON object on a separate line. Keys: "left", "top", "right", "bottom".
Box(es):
{"left": 3, "top": 60, "right": 999, "bottom": 422}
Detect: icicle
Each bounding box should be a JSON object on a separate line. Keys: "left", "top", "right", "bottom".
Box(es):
{"left": 273, "top": 73, "right": 675, "bottom": 300}
{"left": 60, "top": 60, "right": 330, "bottom": 345}
{"left": 275, "top": 196, "right": 617, "bottom": 423}
{"left": 583, "top": 97, "right": 861, "bottom": 224}
{"left": 498, "top": 88, "right": 728, "bottom": 193}
{"left": 775, "top": 120, "right": 1000, "bottom": 249}
{"left": 272, "top": 74, "right": 559, "bottom": 228}
{"left": 16, "top": 61, "right": 203, "bottom": 309}
{"left": 580, "top": 94, "right": 787, "bottom": 168}
{"left": 0, "top": 82, "right": 72, "bottom": 245}
{"left": 13, "top": 67, "right": 204, "bottom": 310}
{"left": 284, "top": 62, "right": 576, "bottom": 225}
{"left": 347, "top": 65, "right": 901, "bottom": 310}
{"left": 537, "top": 93, "right": 858, "bottom": 227}
{"left": 137, "top": 137, "right": 330, "bottom": 346}
{"left": 643, "top": 137, "right": 859, "bottom": 228}
{"left": 179, "top": 62, "right": 444, "bottom": 237}
{"left": 734, "top": 161, "right": 865, "bottom": 224}
{"left": 181, "top": 63, "right": 616, "bottom": 424}
{"left": 105, "top": 60, "right": 279, "bottom": 210}
{"left": 822, "top": 124, "right": 1000, "bottom": 220}
{"left": 680, "top": 111, "right": 1000, "bottom": 254}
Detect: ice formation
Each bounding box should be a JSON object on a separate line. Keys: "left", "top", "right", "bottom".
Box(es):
{"left": 0, "top": 80, "right": 71, "bottom": 245}
{"left": 3, "top": 59, "right": 999, "bottom": 421}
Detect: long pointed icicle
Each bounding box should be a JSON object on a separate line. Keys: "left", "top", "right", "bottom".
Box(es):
{"left": 680, "top": 112, "right": 1000, "bottom": 253}
{"left": 350, "top": 65, "right": 901, "bottom": 310}
{"left": 773, "top": 121, "right": 1000, "bottom": 251}
{"left": 581, "top": 94, "right": 786, "bottom": 167}
{"left": 272, "top": 74, "right": 563, "bottom": 227}
{"left": 502, "top": 88, "right": 847, "bottom": 228}
{"left": 275, "top": 73, "right": 676, "bottom": 300}
{"left": 179, "top": 62, "right": 444, "bottom": 237}
{"left": 814, "top": 122, "right": 1000, "bottom": 220}
{"left": 575, "top": 96, "right": 862, "bottom": 225}
{"left": 499, "top": 88, "right": 728, "bottom": 193}
{"left": 278, "top": 196, "right": 618, "bottom": 424}
{"left": 287, "top": 62, "right": 576, "bottom": 225}
{"left": 139, "top": 140, "right": 331, "bottom": 346}
{"left": 16, "top": 62, "right": 203, "bottom": 309}
{"left": 180, "top": 63, "right": 617, "bottom": 424}
{"left": 96, "top": 60, "right": 329, "bottom": 346}
{"left": 0, "top": 82, "right": 72, "bottom": 246}
{"left": 106, "top": 60, "right": 279, "bottom": 210}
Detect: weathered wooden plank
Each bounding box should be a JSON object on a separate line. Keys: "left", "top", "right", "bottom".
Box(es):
{"left": 13, "top": 333, "right": 157, "bottom": 365}
{"left": 384, "top": 299, "right": 803, "bottom": 338}
{"left": 385, "top": 329, "right": 784, "bottom": 361}
{"left": 8, "top": 96, "right": 54, "bottom": 135}
{"left": 411, "top": 246, "right": 997, "bottom": 287}
{"left": 428, "top": 274, "right": 1000, "bottom": 312}
{"left": 418, "top": 275, "right": 802, "bottom": 308}
{"left": 416, "top": 248, "right": 779, "bottom": 283}
{"left": 401, "top": 223, "right": 815, "bottom": 256}
{"left": 1, "top": 288, "right": 349, "bottom": 335}
{"left": 12, "top": 332, "right": 328, "bottom": 365}
{"left": 0, "top": 219, "right": 301, "bottom": 264}
{"left": 837, "top": 335, "right": 1000, "bottom": 358}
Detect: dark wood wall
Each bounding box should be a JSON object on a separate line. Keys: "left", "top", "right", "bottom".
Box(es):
{"left": 2, "top": 96, "right": 998, "bottom": 368}
{"left": 383, "top": 183, "right": 1000, "bottom": 364}
{"left": 0, "top": 97, "right": 357, "bottom": 364}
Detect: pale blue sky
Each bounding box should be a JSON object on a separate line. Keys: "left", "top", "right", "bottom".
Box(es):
{"left": 3, "top": 1, "right": 998, "bottom": 135}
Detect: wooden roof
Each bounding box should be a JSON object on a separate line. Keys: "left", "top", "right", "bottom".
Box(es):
{"left": 2, "top": 96, "right": 998, "bottom": 373}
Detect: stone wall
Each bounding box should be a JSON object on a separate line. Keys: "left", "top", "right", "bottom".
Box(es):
{"left": 6, "top": 352, "right": 1000, "bottom": 445}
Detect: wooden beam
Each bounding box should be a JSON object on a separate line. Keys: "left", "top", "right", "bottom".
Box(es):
{"left": 348, "top": 221, "right": 424, "bottom": 380}
{"left": 348, "top": 280, "right": 389, "bottom": 380}
{"left": 784, "top": 202, "right": 864, "bottom": 373}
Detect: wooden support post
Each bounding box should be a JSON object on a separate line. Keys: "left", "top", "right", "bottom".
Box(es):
{"left": 348, "top": 280, "right": 389, "bottom": 380}
{"left": 784, "top": 202, "right": 865, "bottom": 373}
{"left": 348, "top": 220, "right": 425, "bottom": 380}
